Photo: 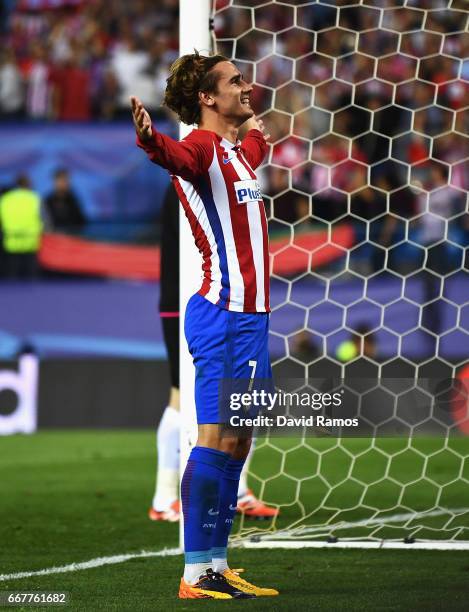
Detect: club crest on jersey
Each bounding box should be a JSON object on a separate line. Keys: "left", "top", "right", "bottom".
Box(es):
{"left": 234, "top": 179, "right": 262, "bottom": 205}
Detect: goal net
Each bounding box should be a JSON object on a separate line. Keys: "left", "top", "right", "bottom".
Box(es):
{"left": 204, "top": 0, "right": 469, "bottom": 549}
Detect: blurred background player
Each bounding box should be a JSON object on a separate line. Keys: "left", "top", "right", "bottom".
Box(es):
{"left": 148, "top": 184, "right": 279, "bottom": 522}
{"left": 148, "top": 184, "right": 181, "bottom": 522}
{"left": 44, "top": 168, "right": 86, "bottom": 234}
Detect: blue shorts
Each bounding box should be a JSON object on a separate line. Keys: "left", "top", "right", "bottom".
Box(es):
{"left": 184, "top": 293, "right": 272, "bottom": 424}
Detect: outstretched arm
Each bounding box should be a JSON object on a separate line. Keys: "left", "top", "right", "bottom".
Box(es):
{"left": 240, "top": 117, "right": 270, "bottom": 170}
{"left": 131, "top": 96, "right": 153, "bottom": 141}
{"left": 131, "top": 96, "right": 211, "bottom": 180}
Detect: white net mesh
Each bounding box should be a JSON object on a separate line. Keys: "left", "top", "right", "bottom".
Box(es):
{"left": 212, "top": 0, "right": 469, "bottom": 543}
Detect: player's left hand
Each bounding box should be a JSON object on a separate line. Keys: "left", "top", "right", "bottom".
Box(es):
{"left": 244, "top": 116, "right": 271, "bottom": 142}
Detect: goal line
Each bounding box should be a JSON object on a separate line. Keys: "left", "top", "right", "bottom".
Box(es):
{"left": 241, "top": 541, "right": 469, "bottom": 551}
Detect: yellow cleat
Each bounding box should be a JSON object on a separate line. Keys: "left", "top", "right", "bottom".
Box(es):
{"left": 178, "top": 578, "right": 232, "bottom": 599}
{"left": 222, "top": 568, "right": 279, "bottom": 597}
{"left": 179, "top": 569, "right": 255, "bottom": 599}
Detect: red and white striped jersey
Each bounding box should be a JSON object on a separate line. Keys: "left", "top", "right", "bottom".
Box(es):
{"left": 137, "top": 127, "right": 270, "bottom": 313}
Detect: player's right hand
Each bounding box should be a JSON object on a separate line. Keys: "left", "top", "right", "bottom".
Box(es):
{"left": 130, "top": 96, "right": 152, "bottom": 141}
{"left": 244, "top": 116, "right": 271, "bottom": 142}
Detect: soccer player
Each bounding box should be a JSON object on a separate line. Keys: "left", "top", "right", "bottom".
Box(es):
{"left": 132, "top": 51, "right": 278, "bottom": 599}
{"left": 149, "top": 186, "right": 279, "bottom": 523}
{"left": 148, "top": 185, "right": 181, "bottom": 523}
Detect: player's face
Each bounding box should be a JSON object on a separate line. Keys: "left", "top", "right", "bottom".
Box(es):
{"left": 210, "top": 61, "right": 254, "bottom": 123}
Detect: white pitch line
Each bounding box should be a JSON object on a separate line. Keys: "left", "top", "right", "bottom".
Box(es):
{"left": 252, "top": 507, "right": 469, "bottom": 540}
{"left": 244, "top": 540, "right": 469, "bottom": 551}
{"left": 0, "top": 547, "right": 181, "bottom": 582}
{"left": 3, "top": 508, "right": 469, "bottom": 581}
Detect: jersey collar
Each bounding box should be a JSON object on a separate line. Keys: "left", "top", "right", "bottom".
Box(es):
{"left": 221, "top": 137, "right": 241, "bottom": 151}
{"left": 192, "top": 128, "right": 240, "bottom": 150}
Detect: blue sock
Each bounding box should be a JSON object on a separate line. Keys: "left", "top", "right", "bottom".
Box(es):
{"left": 211, "top": 457, "right": 245, "bottom": 571}
{"left": 181, "top": 446, "right": 230, "bottom": 572}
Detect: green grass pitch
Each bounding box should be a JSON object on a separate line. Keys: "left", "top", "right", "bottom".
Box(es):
{"left": 1, "top": 431, "right": 468, "bottom": 611}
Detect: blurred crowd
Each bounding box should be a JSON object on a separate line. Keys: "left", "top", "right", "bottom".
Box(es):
{"left": 1, "top": 0, "right": 467, "bottom": 279}
{"left": 0, "top": 0, "right": 178, "bottom": 120}
{"left": 214, "top": 1, "right": 469, "bottom": 274}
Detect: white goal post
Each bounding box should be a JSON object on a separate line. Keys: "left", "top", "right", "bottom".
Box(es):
{"left": 178, "top": 0, "right": 469, "bottom": 551}
{"left": 178, "top": 0, "right": 212, "bottom": 549}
